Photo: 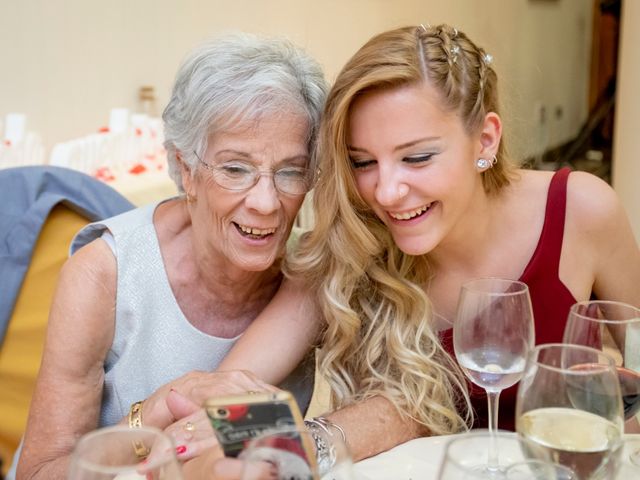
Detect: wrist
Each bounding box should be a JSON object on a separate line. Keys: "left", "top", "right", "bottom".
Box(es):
{"left": 304, "top": 416, "right": 347, "bottom": 474}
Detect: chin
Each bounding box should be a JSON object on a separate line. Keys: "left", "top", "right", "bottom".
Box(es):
{"left": 236, "top": 254, "right": 282, "bottom": 272}
{"left": 393, "top": 238, "right": 436, "bottom": 257}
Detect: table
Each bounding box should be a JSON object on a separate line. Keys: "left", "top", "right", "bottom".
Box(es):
{"left": 354, "top": 433, "right": 640, "bottom": 480}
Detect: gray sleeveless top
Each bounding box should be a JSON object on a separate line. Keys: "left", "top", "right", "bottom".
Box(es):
{"left": 71, "top": 201, "right": 314, "bottom": 426}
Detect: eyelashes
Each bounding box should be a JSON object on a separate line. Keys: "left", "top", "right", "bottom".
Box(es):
{"left": 349, "top": 153, "right": 435, "bottom": 169}
{"left": 350, "top": 158, "right": 376, "bottom": 169}
{"left": 404, "top": 153, "right": 434, "bottom": 163}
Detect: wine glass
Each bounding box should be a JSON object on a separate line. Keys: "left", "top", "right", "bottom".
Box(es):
{"left": 454, "top": 278, "right": 535, "bottom": 474}
{"left": 515, "top": 343, "right": 624, "bottom": 480}
{"left": 438, "top": 430, "right": 527, "bottom": 479}
{"left": 504, "top": 459, "right": 576, "bottom": 479}
{"left": 563, "top": 300, "right": 640, "bottom": 466}
{"left": 68, "top": 425, "right": 183, "bottom": 480}
{"left": 240, "top": 426, "right": 354, "bottom": 480}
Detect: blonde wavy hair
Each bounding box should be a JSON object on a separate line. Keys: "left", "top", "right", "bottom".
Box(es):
{"left": 286, "top": 24, "right": 518, "bottom": 434}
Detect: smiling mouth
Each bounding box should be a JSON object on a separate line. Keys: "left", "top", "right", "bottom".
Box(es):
{"left": 388, "top": 202, "right": 434, "bottom": 221}
{"left": 233, "top": 222, "right": 277, "bottom": 239}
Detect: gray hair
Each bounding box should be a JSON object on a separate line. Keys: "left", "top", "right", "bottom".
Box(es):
{"left": 163, "top": 32, "right": 328, "bottom": 191}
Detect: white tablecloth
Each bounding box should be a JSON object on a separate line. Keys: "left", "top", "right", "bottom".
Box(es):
{"left": 354, "top": 433, "right": 640, "bottom": 480}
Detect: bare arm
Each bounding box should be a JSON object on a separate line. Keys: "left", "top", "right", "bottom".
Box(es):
{"left": 565, "top": 172, "right": 640, "bottom": 305}
{"left": 323, "top": 396, "right": 427, "bottom": 461}
{"left": 587, "top": 186, "right": 640, "bottom": 307}
{"left": 17, "top": 240, "right": 116, "bottom": 480}
{"left": 217, "top": 278, "right": 321, "bottom": 384}
{"left": 566, "top": 173, "right": 640, "bottom": 433}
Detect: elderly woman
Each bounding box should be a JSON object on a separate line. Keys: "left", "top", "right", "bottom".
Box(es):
{"left": 14, "top": 33, "right": 326, "bottom": 479}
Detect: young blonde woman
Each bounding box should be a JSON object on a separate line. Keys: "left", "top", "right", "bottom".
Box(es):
{"left": 170, "top": 24, "right": 639, "bottom": 475}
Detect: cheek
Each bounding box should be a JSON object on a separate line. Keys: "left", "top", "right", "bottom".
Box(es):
{"left": 283, "top": 196, "right": 305, "bottom": 222}
{"left": 353, "top": 172, "right": 376, "bottom": 203}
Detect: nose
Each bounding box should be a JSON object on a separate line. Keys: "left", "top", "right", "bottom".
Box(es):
{"left": 244, "top": 174, "right": 280, "bottom": 214}
{"left": 374, "top": 166, "right": 409, "bottom": 207}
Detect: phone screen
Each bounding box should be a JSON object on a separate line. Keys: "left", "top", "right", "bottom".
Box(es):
{"left": 206, "top": 393, "right": 306, "bottom": 458}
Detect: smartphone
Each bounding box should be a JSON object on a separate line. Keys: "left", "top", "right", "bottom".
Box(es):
{"left": 204, "top": 391, "right": 310, "bottom": 459}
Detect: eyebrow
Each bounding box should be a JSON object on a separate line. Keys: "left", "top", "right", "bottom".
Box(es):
{"left": 213, "top": 150, "right": 309, "bottom": 164}
{"left": 347, "top": 136, "right": 442, "bottom": 153}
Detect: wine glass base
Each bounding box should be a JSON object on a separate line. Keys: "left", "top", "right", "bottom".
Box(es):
{"left": 464, "top": 464, "right": 507, "bottom": 479}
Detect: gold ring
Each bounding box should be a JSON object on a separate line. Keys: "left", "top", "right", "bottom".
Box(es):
{"left": 247, "top": 390, "right": 259, "bottom": 395}
{"left": 183, "top": 421, "right": 195, "bottom": 433}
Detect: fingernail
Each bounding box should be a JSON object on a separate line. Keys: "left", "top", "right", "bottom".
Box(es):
{"left": 176, "top": 445, "right": 187, "bottom": 455}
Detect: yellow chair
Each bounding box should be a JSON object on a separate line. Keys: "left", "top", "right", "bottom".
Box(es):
{"left": 0, "top": 205, "right": 88, "bottom": 476}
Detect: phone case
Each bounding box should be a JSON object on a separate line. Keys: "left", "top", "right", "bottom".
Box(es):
{"left": 204, "top": 391, "right": 309, "bottom": 458}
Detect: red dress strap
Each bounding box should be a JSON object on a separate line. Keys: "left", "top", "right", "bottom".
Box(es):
{"left": 520, "top": 167, "right": 571, "bottom": 279}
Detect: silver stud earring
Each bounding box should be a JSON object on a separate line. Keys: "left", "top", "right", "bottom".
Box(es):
{"left": 476, "top": 155, "right": 498, "bottom": 171}
{"left": 476, "top": 158, "right": 491, "bottom": 170}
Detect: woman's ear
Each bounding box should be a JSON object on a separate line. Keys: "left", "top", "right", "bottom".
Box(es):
{"left": 478, "top": 112, "right": 502, "bottom": 159}
{"left": 177, "top": 151, "right": 196, "bottom": 197}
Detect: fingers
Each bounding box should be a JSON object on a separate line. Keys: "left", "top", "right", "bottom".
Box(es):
{"left": 148, "top": 370, "right": 281, "bottom": 430}
{"left": 176, "top": 435, "right": 220, "bottom": 462}
{"left": 164, "top": 409, "right": 216, "bottom": 461}
{"left": 186, "top": 371, "right": 280, "bottom": 405}
{"left": 166, "top": 389, "right": 201, "bottom": 419}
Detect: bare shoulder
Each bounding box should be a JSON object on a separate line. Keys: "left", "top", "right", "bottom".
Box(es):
{"left": 509, "top": 169, "right": 555, "bottom": 199}
{"left": 565, "top": 170, "right": 625, "bottom": 234}
{"left": 46, "top": 238, "right": 117, "bottom": 362}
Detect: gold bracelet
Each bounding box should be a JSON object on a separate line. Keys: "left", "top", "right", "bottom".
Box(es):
{"left": 128, "top": 401, "right": 149, "bottom": 458}
{"left": 128, "top": 400, "right": 144, "bottom": 428}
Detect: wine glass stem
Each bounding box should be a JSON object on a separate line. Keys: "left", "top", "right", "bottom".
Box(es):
{"left": 486, "top": 389, "right": 501, "bottom": 471}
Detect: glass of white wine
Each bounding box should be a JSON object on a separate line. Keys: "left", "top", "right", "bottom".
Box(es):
{"left": 515, "top": 343, "right": 624, "bottom": 480}
{"left": 68, "top": 425, "right": 183, "bottom": 480}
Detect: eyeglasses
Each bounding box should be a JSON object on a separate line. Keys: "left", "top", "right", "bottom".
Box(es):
{"left": 194, "top": 151, "right": 314, "bottom": 195}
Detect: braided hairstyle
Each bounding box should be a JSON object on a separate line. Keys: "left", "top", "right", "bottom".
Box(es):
{"left": 415, "top": 24, "right": 511, "bottom": 192}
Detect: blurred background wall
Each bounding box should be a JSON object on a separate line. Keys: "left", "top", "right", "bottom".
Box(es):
{"left": 0, "top": 0, "right": 592, "bottom": 161}
{"left": 2, "top": 0, "right": 638, "bottom": 237}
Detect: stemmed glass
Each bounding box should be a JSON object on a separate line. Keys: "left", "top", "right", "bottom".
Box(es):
{"left": 68, "top": 425, "right": 183, "bottom": 480}
{"left": 454, "top": 278, "right": 535, "bottom": 474}
{"left": 438, "top": 430, "right": 576, "bottom": 479}
{"left": 515, "top": 343, "right": 624, "bottom": 480}
{"left": 240, "top": 426, "right": 354, "bottom": 480}
{"left": 563, "top": 300, "right": 640, "bottom": 466}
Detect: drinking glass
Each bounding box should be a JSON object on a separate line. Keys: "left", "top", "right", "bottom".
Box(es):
{"left": 454, "top": 278, "right": 535, "bottom": 474}
{"left": 515, "top": 343, "right": 624, "bottom": 480}
{"left": 504, "top": 459, "right": 576, "bottom": 479}
{"left": 68, "top": 425, "right": 183, "bottom": 480}
{"left": 438, "top": 431, "right": 562, "bottom": 479}
{"left": 563, "top": 300, "right": 640, "bottom": 466}
{"left": 240, "top": 426, "right": 354, "bottom": 480}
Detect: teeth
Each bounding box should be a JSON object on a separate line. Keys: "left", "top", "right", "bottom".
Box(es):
{"left": 389, "top": 204, "right": 430, "bottom": 220}
{"left": 238, "top": 224, "right": 276, "bottom": 236}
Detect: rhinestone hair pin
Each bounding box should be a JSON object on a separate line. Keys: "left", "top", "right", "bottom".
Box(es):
{"left": 483, "top": 53, "right": 493, "bottom": 65}
{"left": 451, "top": 45, "right": 460, "bottom": 63}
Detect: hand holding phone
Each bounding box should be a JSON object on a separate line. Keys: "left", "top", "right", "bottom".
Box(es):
{"left": 205, "top": 391, "right": 309, "bottom": 458}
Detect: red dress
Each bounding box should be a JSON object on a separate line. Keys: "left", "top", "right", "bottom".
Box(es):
{"left": 441, "top": 167, "right": 578, "bottom": 431}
